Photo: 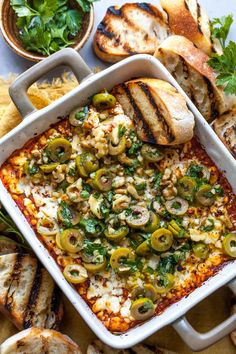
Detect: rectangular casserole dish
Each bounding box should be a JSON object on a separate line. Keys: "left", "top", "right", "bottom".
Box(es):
{"left": 0, "top": 49, "right": 236, "bottom": 351}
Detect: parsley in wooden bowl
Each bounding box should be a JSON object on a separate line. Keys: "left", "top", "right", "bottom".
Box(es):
{"left": 0, "top": 0, "right": 95, "bottom": 61}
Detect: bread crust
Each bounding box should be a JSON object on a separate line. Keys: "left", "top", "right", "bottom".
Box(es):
{"left": 113, "top": 77, "right": 194, "bottom": 145}
{"left": 213, "top": 109, "right": 236, "bottom": 158}
{"left": 1, "top": 328, "right": 82, "bottom": 354}
{"left": 93, "top": 3, "right": 169, "bottom": 63}
{"left": 154, "top": 35, "right": 227, "bottom": 121}
{"left": 160, "top": 0, "right": 221, "bottom": 55}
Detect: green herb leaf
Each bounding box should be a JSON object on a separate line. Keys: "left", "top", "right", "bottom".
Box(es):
{"left": 10, "top": 0, "right": 39, "bottom": 17}
{"left": 201, "top": 218, "right": 215, "bottom": 232}
{"left": 208, "top": 41, "right": 236, "bottom": 95}
{"left": 0, "top": 209, "right": 29, "bottom": 248}
{"left": 211, "top": 14, "right": 233, "bottom": 49}
{"left": 58, "top": 201, "right": 73, "bottom": 227}
{"left": 83, "top": 239, "right": 107, "bottom": 257}
{"left": 74, "top": 0, "right": 98, "bottom": 13}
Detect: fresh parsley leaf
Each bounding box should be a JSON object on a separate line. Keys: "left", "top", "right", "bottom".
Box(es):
{"left": 58, "top": 201, "right": 73, "bottom": 227}
{"left": 208, "top": 41, "right": 236, "bottom": 95}
{"left": 119, "top": 257, "right": 142, "bottom": 273}
{"left": 187, "top": 164, "right": 203, "bottom": 178}
{"left": 80, "top": 218, "right": 104, "bottom": 235}
{"left": 215, "top": 186, "right": 224, "bottom": 196}
{"left": 83, "top": 239, "right": 107, "bottom": 257}
{"left": 118, "top": 125, "right": 127, "bottom": 138}
{"left": 75, "top": 0, "right": 98, "bottom": 13}
{"left": 11, "top": 0, "right": 39, "bottom": 17}
{"left": 211, "top": 14, "right": 233, "bottom": 49}
{"left": 153, "top": 172, "right": 162, "bottom": 191}
{"left": 157, "top": 255, "right": 177, "bottom": 275}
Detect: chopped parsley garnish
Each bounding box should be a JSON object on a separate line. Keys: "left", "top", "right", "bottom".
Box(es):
{"left": 83, "top": 239, "right": 107, "bottom": 257}
{"left": 135, "top": 182, "right": 147, "bottom": 191}
{"left": 187, "top": 164, "right": 203, "bottom": 178}
{"left": 80, "top": 218, "right": 104, "bottom": 235}
{"left": 157, "top": 255, "right": 177, "bottom": 275}
{"left": 118, "top": 125, "right": 127, "bottom": 138}
{"left": 153, "top": 172, "right": 163, "bottom": 191}
{"left": 80, "top": 190, "right": 90, "bottom": 199}
{"left": 201, "top": 219, "right": 215, "bottom": 232}
{"left": 119, "top": 257, "right": 142, "bottom": 273}
{"left": 215, "top": 186, "right": 224, "bottom": 196}
{"left": 58, "top": 201, "right": 73, "bottom": 228}
{"left": 75, "top": 106, "right": 89, "bottom": 121}
{"left": 68, "top": 166, "right": 76, "bottom": 176}
{"left": 127, "top": 131, "right": 143, "bottom": 155}
{"left": 171, "top": 201, "right": 181, "bottom": 210}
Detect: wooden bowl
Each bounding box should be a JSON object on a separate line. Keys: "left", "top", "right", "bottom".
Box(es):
{"left": 0, "top": 0, "right": 94, "bottom": 62}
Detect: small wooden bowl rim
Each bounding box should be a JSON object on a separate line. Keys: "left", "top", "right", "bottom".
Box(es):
{"left": 0, "top": 0, "right": 94, "bottom": 62}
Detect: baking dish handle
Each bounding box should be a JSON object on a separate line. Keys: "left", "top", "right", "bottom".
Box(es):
{"left": 172, "top": 277, "right": 236, "bottom": 351}
{"left": 9, "top": 48, "right": 93, "bottom": 118}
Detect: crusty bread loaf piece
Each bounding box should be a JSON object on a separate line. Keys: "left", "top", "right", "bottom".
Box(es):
{"left": 1, "top": 328, "right": 82, "bottom": 354}
{"left": 154, "top": 35, "right": 228, "bottom": 122}
{"left": 93, "top": 3, "right": 170, "bottom": 63}
{"left": 0, "top": 235, "right": 21, "bottom": 255}
{"left": 213, "top": 109, "right": 236, "bottom": 158}
{"left": 112, "top": 78, "right": 194, "bottom": 145}
{"left": 0, "top": 253, "right": 63, "bottom": 330}
{"left": 87, "top": 340, "right": 178, "bottom": 354}
{"left": 160, "top": 0, "right": 221, "bottom": 55}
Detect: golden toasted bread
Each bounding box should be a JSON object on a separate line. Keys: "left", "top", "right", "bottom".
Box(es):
{"left": 0, "top": 253, "right": 63, "bottom": 331}
{"left": 112, "top": 78, "right": 194, "bottom": 145}
{"left": 160, "top": 0, "right": 222, "bottom": 55}
{"left": 154, "top": 35, "right": 228, "bottom": 122}
{"left": 1, "top": 328, "right": 82, "bottom": 354}
{"left": 213, "top": 109, "right": 236, "bottom": 158}
{"left": 93, "top": 3, "right": 170, "bottom": 63}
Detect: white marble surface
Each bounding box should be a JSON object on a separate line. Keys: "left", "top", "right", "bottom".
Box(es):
{"left": 0, "top": 0, "right": 236, "bottom": 77}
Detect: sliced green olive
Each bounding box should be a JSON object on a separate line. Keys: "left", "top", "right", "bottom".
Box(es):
{"left": 46, "top": 138, "right": 72, "bottom": 163}
{"left": 69, "top": 106, "right": 89, "bottom": 126}
{"left": 177, "top": 176, "right": 196, "bottom": 201}
{"left": 131, "top": 284, "right": 158, "bottom": 301}
{"left": 165, "top": 197, "right": 189, "bottom": 216}
{"left": 168, "top": 220, "right": 186, "bottom": 238}
{"left": 39, "top": 162, "right": 59, "bottom": 173}
{"left": 37, "top": 217, "right": 59, "bottom": 236}
{"left": 126, "top": 206, "right": 150, "bottom": 229}
{"left": 83, "top": 259, "right": 107, "bottom": 273}
{"left": 76, "top": 152, "right": 99, "bottom": 177}
{"left": 193, "top": 242, "right": 209, "bottom": 259}
{"left": 63, "top": 264, "right": 88, "bottom": 284}
{"left": 108, "top": 136, "right": 126, "bottom": 156}
{"left": 92, "top": 92, "right": 116, "bottom": 110}
{"left": 196, "top": 185, "right": 216, "bottom": 206}
{"left": 130, "top": 298, "right": 155, "bottom": 321}
{"left": 93, "top": 168, "right": 112, "bottom": 191}
{"left": 60, "top": 229, "right": 84, "bottom": 253}
{"left": 151, "top": 228, "right": 173, "bottom": 252}
{"left": 110, "top": 247, "right": 135, "bottom": 273}
{"left": 143, "top": 212, "right": 160, "bottom": 233}
{"left": 155, "top": 273, "right": 175, "bottom": 294}
{"left": 135, "top": 240, "right": 150, "bottom": 256}
{"left": 104, "top": 226, "right": 129, "bottom": 242}
{"left": 222, "top": 233, "right": 236, "bottom": 258}
{"left": 57, "top": 205, "right": 81, "bottom": 226}
{"left": 141, "top": 144, "right": 164, "bottom": 162}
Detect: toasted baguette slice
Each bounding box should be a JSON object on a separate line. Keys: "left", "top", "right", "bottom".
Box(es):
{"left": 160, "top": 0, "right": 221, "bottom": 55}
{"left": 0, "top": 253, "right": 63, "bottom": 331}
{"left": 154, "top": 35, "right": 229, "bottom": 122}
{"left": 0, "top": 235, "right": 21, "bottom": 255}
{"left": 93, "top": 3, "right": 170, "bottom": 63}
{"left": 87, "top": 340, "right": 178, "bottom": 354}
{"left": 213, "top": 109, "right": 236, "bottom": 158}
{"left": 1, "top": 328, "right": 82, "bottom": 354}
{"left": 112, "top": 78, "right": 194, "bottom": 145}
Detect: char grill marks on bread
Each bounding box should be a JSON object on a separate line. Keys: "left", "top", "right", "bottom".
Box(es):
{"left": 160, "top": 0, "right": 222, "bottom": 56}
{"left": 93, "top": 2, "right": 170, "bottom": 63}
{"left": 0, "top": 328, "right": 82, "bottom": 354}
{"left": 0, "top": 253, "right": 63, "bottom": 331}
{"left": 112, "top": 78, "right": 194, "bottom": 145}
{"left": 154, "top": 35, "right": 229, "bottom": 122}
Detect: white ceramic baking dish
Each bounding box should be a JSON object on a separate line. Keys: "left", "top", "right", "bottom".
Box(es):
{"left": 0, "top": 49, "right": 236, "bottom": 352}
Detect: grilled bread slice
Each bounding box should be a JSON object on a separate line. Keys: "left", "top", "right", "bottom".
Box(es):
{"left": 87, "top": 340, "right": 178, "bottom": 354}
{"left": 93, "top": 3, "right": 170, "bottom": 63}
{"left": 112, "top": 78, "right": 194, "bottom": 145}
{"left": 0, "top": 253, "right": 63, "bottom": 331}
{"left": 1, "top": 328, "right": 82, "bottom": 354}
{"left": 213, "top": 109, "right": 236, "bottom": 159}
{"left": 154, "top": 35, "right": 228, "bottom": 122}
{"left": 160, "top": 0, "right": 221, "bottom": 55}
{"left": 0, "top": 235, "right": 21, "bottom": 255}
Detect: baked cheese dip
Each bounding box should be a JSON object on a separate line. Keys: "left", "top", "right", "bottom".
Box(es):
{"left": 1, "top": 90, "right": 236, "bottom": 333}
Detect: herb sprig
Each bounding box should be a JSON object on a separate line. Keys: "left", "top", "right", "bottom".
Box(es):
{"left": 0, "top": 209, "right": 28, "bottom": 248}
{"left": 209, "top": 14, "right": 236, "bottom": 95}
